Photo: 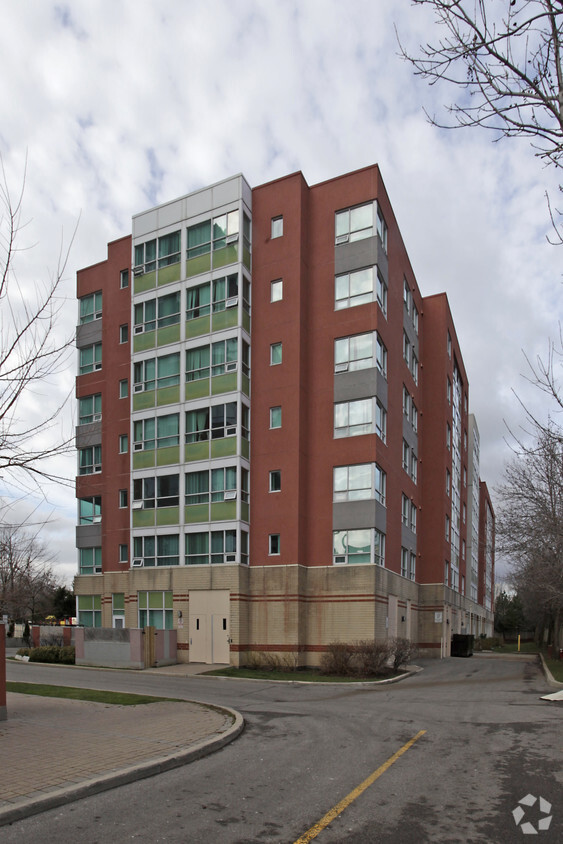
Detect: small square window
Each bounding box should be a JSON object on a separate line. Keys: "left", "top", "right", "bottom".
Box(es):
{"left": 270, "top": 343, "right": 282, "bottom": 365}
{"left": 119, "top": 379, "right": 128, "bottom": 399}
{"left": 119, "top": 489, "right": 128, "bottom": 508}
{"left": 119, "top": 434, "right": 128, "bottom": 454}
{"left": 270, "top": 406, "right": 282, "bottom": 429}
{"left": 269, "top": 470, "right": 281, "bottom": 492}
{"left": 269, "top": 534, "right": 280, "bottom": 555}
{"left": 271, "top": 216, "right": 283, "bottom": 239}
{"left": 120, "top": 269, "right": 129, "bottom": 289}
{"left": 271, "top": 279, "right": 283, "bottom": 302}
{"left": 119, "top": 544, "right": 128, "bottom": 563}
{"left": 120, "top": 324, "right": 129, "bottom": 344}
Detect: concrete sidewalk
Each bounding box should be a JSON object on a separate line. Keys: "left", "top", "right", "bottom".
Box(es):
{"left": 0, "top": 663, "right": 243, "bottom": 827}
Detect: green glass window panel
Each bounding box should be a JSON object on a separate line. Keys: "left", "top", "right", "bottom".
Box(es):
{"left": 134, "top": 331, "right": 156, "bottom": 353}
{"left": 156, "top": 445, "right": 180, "bottom": 466}
{"left": 185, "top": 504, "right": 209, "bottom": 523}
{"left": 93, "top": 595, "right": 101, "bottom": 610}
{"left": 156, "top": 507, "right": 179, "bottom": 526}
{"left": 211, "top": 501, "right": 237, "bottom": 522}
{"left": 157, "top": 354, "right": 180, "bottom": 387}
{"left": 134, "top": 271, "right": 156, "bottom": 293}
{"left": 79, "top": 292, "right": 102, "bottom": 323}
{"left": 242, "top": 374, "right": 250, "bottom": 397}
{"left": 211, "top": 373, "right": 237, "bottom": 395}
{"left": 185, "top": 441, "right": 209, "bottom": 462}
{"left": 133, "top": 391, "right": 156, "bottom": 412}
{"left": 186, "top": 470, "right": 209, "bottom": 503}
{"left": 210, "top": 438, "right": 237, "bottom": 459}
{"left": 78, "top": 394, "right": 101, "bottom": 425}
{"left": 243, "top": 246, "right": 251, "bottom": 270}
{"left": 186, "top": 315, "right": 211, "bottom": 339}
{"left": 156, "top": 386, "right": 180, "bottom": 406}
{"left": 134, "top": 244, "right": 144, "bottom": 267}
{"left": 158, "top": 231, "right": 180, "bottom": 266}
{"left": 186, "top": 532, "right": 208, "bottom": 565}
{"left": 133, "top": 450, "right": 156, "bottom": 470}
{"left": 133, "top": 510, "right": 155, "bottom": 529}
{"left": 138, "top": 591, "right": 147, "bottom": 609}
{"left": 157, "top": 325, "right": 180, "bottom": 347}
{"left": 157, "top": 264, "right": 181, "bottom": 286}
{"left": 241, "top": 438, "right": 250, "bottom": 460}
{"left": 212, "top": 308, "right": 238, "bottom": 333}
{"left": 164, "top": 591, "right": 173, "bottom": 610}
{"left": 158, "top": 292, "right": 180, "bottom": 327}
{"left": 148, "top": 591, "right": 163, "bottom": 610}
{"left": 157, "top": 414, "right": 179, "bottom": 446}
{"left": 242, "top": 309, "right": 251, "bottom": 333}
{"left": 185, "top": 253, "right": 211, "bottom": 277}
{"left": 241, "top": 501, "right": 249, "bottom": 523}
{"left": 78, "top": 595, "right": 93, "bottom": 610}
{"left": 212, "top": 244, "right": 238, "bottom": 269}
{"left": 113, "top": 593, "right": 125, "bottom": 611}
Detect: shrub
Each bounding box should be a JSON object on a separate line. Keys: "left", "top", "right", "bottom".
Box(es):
{"left": 25, "top": 645, "right": 75, "bottom": 664}
{"left": 320, "top": 642, "right": 354, "bottom": 676}
{"left": 351, "top": 639, "right": 392, "bottom": 676}
{"left": 389, "top": 637, "right": 417, "bottom": 670}
{"left": 474, "top": 636, "right": 501, "bottom": 651}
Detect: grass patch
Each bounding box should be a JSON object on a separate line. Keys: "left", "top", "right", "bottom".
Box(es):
{"left": 492, "top": 641, "right": 539, "bottom": 654}
{"left": 541, "top": 653, "right": 563, "bottom": 683}
{"left": 202, "top": 666, "right": 401, "bottom": 682}
{"left": 6, "top": 682, "right": 181, "bottom": 706}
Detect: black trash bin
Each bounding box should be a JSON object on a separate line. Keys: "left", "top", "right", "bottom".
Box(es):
{"left": 451, "top": 634, "right": 474, "bottom": 657}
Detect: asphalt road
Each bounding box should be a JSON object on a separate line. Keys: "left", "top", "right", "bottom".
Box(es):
{"left": 4, "top": 655, "right": 562, "bottom": 843}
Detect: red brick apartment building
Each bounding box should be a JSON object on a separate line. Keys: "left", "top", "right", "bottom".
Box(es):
{"left": 74, "top": 165, "right": 495, "bottom": 663}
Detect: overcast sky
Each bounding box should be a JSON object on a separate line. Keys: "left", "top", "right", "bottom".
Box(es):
{"left": 0, "top": 1, "right": 561, "bottom": 586}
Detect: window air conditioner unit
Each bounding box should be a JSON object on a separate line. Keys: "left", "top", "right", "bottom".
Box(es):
{"left": 226, "top": 234, "right": 238, "bottom": 244}
{"left": 225, "top": 554, "right": 236, "bottom": 562}
{"left": 134, "top": 325, "right": 144, "bottom": 334}
{"left": 224, "top": 491, "right": 236, "bottom": 500}
{"left": 93, "top": 413, "right": 102, "bottom": 422}
{"left": 335, "top": 234, "right": 349, "bottom": 245}
{"left": 335, "top": 363, "right": 349, "bottom": 373}
{"left": 134, "top": 383, "right": 144, "bottom": 393}
{"left": 132, "top": 501, "right": 143, "bottom": 510}
{"left": 225, "top": 426, "right": 236, "bottom": 436}
{"left": 133, "top": 442, "right": 143, "bottom": 451}
{"left": 226, "top": 297, "right": 238, "bottom": 308}
{"left": 94, "top": 362, "right": 102, "bottom": 371}
{"left": 132, "top": 558, "right": 144, "bottom": 567}
{"left": 226, "top": 362, "right": 237, "bottom": 372}
{"left": 94, "top": 312, "right": 102, "bottom": 320}
{"left": 133, "top": 266, "right": 144, "bottom": 276}
{"left": 93, "top": 515, "right": 102, "bottom": 523}
{"left": 93, "top": 465, "right": 102, "bottom": 473}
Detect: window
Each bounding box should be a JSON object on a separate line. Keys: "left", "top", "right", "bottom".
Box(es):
{"left": 374, "top": 464, "right": 386, "bottom": 505}
{"left": 271, "top": 216, "right": 283, "bottom": 238}
{"left": 410, "top": 452, "right": 418, "bottom": 483}
{"left": 186, "top": 282, "right": 211, "bottom": 319}
{"left": 137, "top": 591, "right": 173, "bottom": 628}
{"left": 270, "top": 342, "right": 282, "bottom": 366}
{"left": 447, "top": 377, "right": 452, "bottom": 404}
{"left": 135, "top": 232, "right": 180, "bottom": 272}
{"left": 402, "top": 494, "right": 410, "bottom": 527}
{"left": 411, "top": 402, "right": 418, "bottom": 432}
{"left": 412, "top": 303, "right": 419, "bottom": 335}
{"left": 409, "top": 553, "right": 416, "bottom": 581}
{"left": 79, "top": 343, "right": 102, "bottom": 374}
{"left": 270, "top": 406, "right": 281, "bottom": 429}
{"left": 447, "top": 331, "right": 452, "bottom": 358}
{"left": 79, "top": 496, "right": 101, "bottom": 524}
{"left": 79, "top": 445, "right": 101, "bottom": 475}
{"left": 79, "top": 547, "right": 101, "bottom": 575}
{"left": 333, "top": 529, "right": 385, "bottom": 566}
{"left": 134, "top": 475, "right": 179, "bottom": 509}
{"left": 187, "top": 221, "right": 211, "bottom": 261}
{"left": 411, "top": 352, "right": 418, "bottom": 385}
{"left": 119, "top": 434, "right": 128, "bottom": 453}
{"left": 185, "top": 402, "right": 246, "bottom": 442}
{"left": 120, "top": 269, "right": 129, "bottom": 289}
{"left": 402, "top": 440, "right": 410, "bottom": 473}
{"left": 404, "top": 279, "right": 412, "bottom": 315}
{"left": 133, "top": 536, "right": 179, "bottom": 567}
{"left": 401, "top": 548, "right": 409, "bottom": 578}
{"left": 119, "top": 489, "right": 128, "bottom": 508}
{"left": 335, "top": 332, "right": 378, "bottom": 372}
{"left": 335, "top": 266, "right": 375, "bottom": 310}
{"left": 134, "top": 292, "right": 180, "bottom": 333}
{"left": 79, "top": 292, "right": 102, "bottom": 324}
{"left": 185, "top": 467, "right": 243, "bottom": 506}
{"left": 446, "top": 469, "right": 451, "bottom": 496}
{"left": 77, "top": 595, "right": 101, "bottom": 627}
{"left": 445, "top": 515, "right": 450, "bottom": 541}
{"left": 78, "top": 394, "right": 101, "bottom": 425}
{"left": 410, "top": 503, "right": 417, "bottom": 533}
{"left": 119, "top": 379, "right": 128, "bottom": 399}
{"left": 335, "top": 202, "right": 373, "bottom": 244}
{"left": 186, "top": 339, "right": 247, "bottom": 380}
{"left": 211, "top": 467, "right": 237, "bottom": 502}
{"left": 376, "top": 335, "right": 387, "bottom": 377}
{"left": 186, "top": 345, "right": 210, "bottom": 382}
{"left": 120, "top": 324, "right": 128, "bottom": 344}
{"left": 119, "top": 544, "right": 128, "bottom": 563}
{"left": 375, "top": 400, "right": 387, "bottom": 442}
{"left": 403, "top": 332, "right": 411, "bottom": 367}
{"left": 446, "top": 423, "right": 451, "bottom": 450}
{"left": 134, "top": 355, "right": 181, "bottom": 393}
{"left": 334, "top": 464, "right": 371, "bottom": 502}
{"left": 403, "top": 385, "right": 411, "bottom": 418}
{"left": 376, "top": 206, "right": 388, "bottom": 252}
{"left": 213, "top": 273, "right": 239, "bottom": 311}
{"left": 269, "top": 534, "right": 280, "bottom": 555}
{"left": 270, "top": 279, "right": 283, "bottom": 302}
{"left": 334, "top": 399, "right": 373, "bottom": 438}
{"left": 186, "top": 530, "right": 237, "bottom": 565}
{"left": 134, "top": 414, "right": 179, "bottom": 451}
{"left": 134, "top": 239, "right": 156, "bottom": 273}
{"left": 377, "top": 272, "right": 387, "bottom": 316}
{"left": 269, "top": 470, "right": 281, "bottom": 492}
{"left": 212, "top": 337, "right": 239, "bottom": 375}
{"left": 213, "top": 211, "right": 239, "bottom": 253}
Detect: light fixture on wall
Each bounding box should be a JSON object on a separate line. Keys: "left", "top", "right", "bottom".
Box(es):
{"left": 177, "top": 610, "right": 183, "bottom": 619}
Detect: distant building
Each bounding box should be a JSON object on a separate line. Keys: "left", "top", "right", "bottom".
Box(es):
{"left": 74, "top": 164, "right": 495, "bottom": 663}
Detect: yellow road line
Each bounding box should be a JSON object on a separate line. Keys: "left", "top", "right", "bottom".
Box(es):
{"left": 293, "top": 729, "right": 426, "bottom": 844}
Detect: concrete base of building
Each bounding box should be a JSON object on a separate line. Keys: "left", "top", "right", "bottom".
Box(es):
{"left": 74, "top": 564, "right": 493, "bottom": 667}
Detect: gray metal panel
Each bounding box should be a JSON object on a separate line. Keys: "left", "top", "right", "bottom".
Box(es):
{"left": 334, "top": 368, "right": 387, "bottom": 406}
{"left": 334, "top": 236, "right": 378, "bottom": 275}
{"left": 333, "top": 500, "right": 387, "bottom": 532}
{"left": 76, "top": 320, "right": 102, "bottom": 349}
{"left": 403, "top": 417, "right": 418, "bottom": 451}
{"left": 401, "top": 525, "right": 417, "bottom": 553}
{"left": 157, "top": 199, "right": 184, "bottom": 229}
{"left": 76, "top": 422, "right": 102, "bottom": 448}
{"left": 133, "top": 208, "right": 158, "bottom": 238}
{"left": 212, "top": 176, "right": 242, "bottom": 208}
{"left": 76, "top": 524, "right": 102, "bottom": 548}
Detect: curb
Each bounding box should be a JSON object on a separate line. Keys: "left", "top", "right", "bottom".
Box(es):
{"left": 539, "top": 651, "right": 563, "bottom": 688}
{"left": 188, "top": 664, "right": 423, "bottom": 686}
{"left": 0, "top": 704, "right": 244, "bottom": 828}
